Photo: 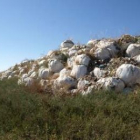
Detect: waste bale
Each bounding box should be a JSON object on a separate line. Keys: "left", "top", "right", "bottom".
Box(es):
{"left": 116, "top": 64, "right": 140, "bottom": 86}
{"left": 38, "top": 68, "right": 51, "bottom": 79}
{"left": 133, "top": 55, "right": 140, "bottom": 63}
{"left": 77, "top": 79, "right": 90, "bottom": 90}
{"left": 87, "top": 39, "right": 98, "bottom": 48}
{"left": 75, "top": 54, "right": 90, "bottom": 66}
{"left": 53, "top": 76, "right": 77, "bottom": 90}
{"left": 71, "top": 65, "right": 87, "bottom": 79}
{"left": 60, "top": 40, "right": 74, "bottom": 50}
{"left": 97, "top": 77, "right": 125, "bottom": 92}
{"left": 93, "top": 67, "right": 107, "bottom": 79}
{"left": 59, "top": 68, "right": 71, "bottom": 77}
{"left": 126, "top": 44, "right": 140, "bottom": 57}
{"left": 94, "top": 40, "right": 119, "bottom": 61}
{"left": 48, "top": 59, "right": 64, "bottom": 73}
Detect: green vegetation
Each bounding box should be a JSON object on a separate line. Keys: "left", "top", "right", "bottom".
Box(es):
{"left": 0, "top": 78, "right": 140, "bottom": 139}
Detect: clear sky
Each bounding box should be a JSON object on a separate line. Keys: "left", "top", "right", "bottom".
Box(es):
{"left": 0, "top": 0, "right": 140, "bottom": 71}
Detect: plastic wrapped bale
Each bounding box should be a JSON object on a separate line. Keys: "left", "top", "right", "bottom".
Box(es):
{"left": 18, "top": 73, "right": 34, "bottom": 86}
{"left": 133, "top": 55, "right": 140, "bottom": 63}
{"left": 87, "top": 39, "right": 98, "bottom": 48}
{"left": 54, "top": 76, "right": 77, "bottom": 90}
{"left": 77, "top": 79, "right": 90, "bottom": 90}
{"left": 93, "top": 67, "right": 107, "bottom": 79}
{"left": 116, "top": 64, "right": 140, "bottom": 86}
{"left": 59, "top": 68, "right": 71, "bottom": 77}
{"left": 94, "top": 40, "right": 119, "bottom": 60}
{"left": 48, "top": 59, "right": 64, "bottom": 73}
{"left": 67, "top": 56, "right": 76, "bottom": 68}
{"left": 71, "top": 65, "right": 87, "bottom": 79}
{"left": 97, "top": 77, "right": 125, "bottom": 92}
{"left": 23, "top": 77, "right": 34, "bottom": 87}
{"left": 117, "top": 34, "right": 137, "bottom": 51}
{"left": 126, "top": 44, "right": 140, "bottom": 57}
{"left": 68, "top": 47, "right": 78, "bottom": 57}
{"left": 38, "top": 68, "right": 51, "bottom": 79}
{"left": 60, "top": 40, "right": 74, "bottom": 50}
{"left": 94, "top": 47, "right": 111, "bottom": 60}
{"left": 75, "top": 54, "right": 90, "bottom": 66}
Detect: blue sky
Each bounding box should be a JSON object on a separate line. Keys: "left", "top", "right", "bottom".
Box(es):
{"left": 0, "top": 0, "right": 140, "bottom": 71}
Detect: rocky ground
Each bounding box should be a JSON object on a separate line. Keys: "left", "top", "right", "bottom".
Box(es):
{"left": 1, "top": 34, "right": 140, "bottom": 95}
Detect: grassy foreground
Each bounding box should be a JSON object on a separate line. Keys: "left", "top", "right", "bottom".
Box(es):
{"left": 0, "top": 79, "right": 140, "bottom": 140}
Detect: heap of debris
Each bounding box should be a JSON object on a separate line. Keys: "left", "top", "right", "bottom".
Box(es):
{"left": 1, "top": 35, "right": 140, "bottom": 95}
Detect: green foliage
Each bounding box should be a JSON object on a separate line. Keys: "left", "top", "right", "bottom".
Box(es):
{"left": 0, "top": 79, "right": 140, "bottom": 139}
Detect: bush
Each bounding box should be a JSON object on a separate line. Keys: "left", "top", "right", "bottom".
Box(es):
{"left": 0, "top": 78, "right": 140, "bottom": 139}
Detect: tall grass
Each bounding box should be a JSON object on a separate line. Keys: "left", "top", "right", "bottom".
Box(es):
{"left": 0, "top": 78, "right": 140, "bottom": 139}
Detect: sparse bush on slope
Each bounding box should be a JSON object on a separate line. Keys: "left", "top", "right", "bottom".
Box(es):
{"left": 0, "top": 78, "right": 140, "bottom": 139}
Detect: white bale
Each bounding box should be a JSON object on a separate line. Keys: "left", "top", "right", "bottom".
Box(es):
{"left": 38, "top": 68, "right": 50, "bottom": 79}
{"left": 18, "top": 74, "right": 34, "bottom": 86}
{"left": 59, "top": 68, "right": 71, "bottom": 77}
{"left": 69, "top": 49, "right": 78, "bottom": 57}
{"left": 67, "top": 56, "right": 76, "bottom": 68}
{"left": 94, "top": 48, "right": 111, "bottom": 60}
{"left": 77, "top": 80, "right": 90, "bottom": 90}
{"left": 94, "top": 40, "right": 119, "bottom": 60}
{"left": 126, "top": 44, "right": 140, "bottom": 57}
{"left": 60, "top": 40, "right": 74, "bottom": 50}
{"left": 133, "top": 55, "right": 140, "bottom": 63}
{"left": 54, "top": 76, "right": 77, "bottom": 89}
{"left": 116, "top": 64, "right": 140, "bottom": 86}
{"left": 97, "top": 77, "right": 125, "bottom": 92}
{"left": 71, "top": 65, "right": 87, "bottom": 79}
{"left": 75, "top": 54, "right": 90, "bottom": 66}
{"left": 23, "top": 77, "right": 34, "bottom": 86}
{"left": 87, "top": 40, "right": 98, "bottom": 48}
{"left": 93, "top": 67, "right": 107, "bottom": 79}
{"left": 48, "top": 59, "right": 64, "bottom": 73}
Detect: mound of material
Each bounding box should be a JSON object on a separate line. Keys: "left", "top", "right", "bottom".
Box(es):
{"left": 1, "top": 35, "right": 140, "bottom": 95}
